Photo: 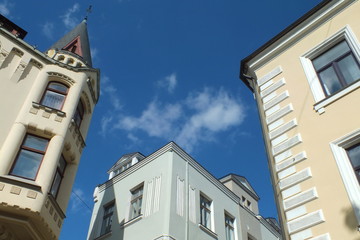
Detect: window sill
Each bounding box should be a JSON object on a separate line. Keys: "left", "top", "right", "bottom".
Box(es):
{"left": 47, "top": 193, "right": 66, "bottom": 219}
{"left": 314, "top": 79, "right": 360, "bottom": 113}
{"left": 94, "top": 231, "right": 112, "bottom": 240}
{"left": 198, "top": 224, "right": 218, "bottom": 238}
{"left": 32, "top": 102, "right": 66, "bottom": 117}
{"left": 0, "top": 175, "right": 41, "bottom": 191}
{"left": 121, "top": 215, "right": 143, "bottom": 228}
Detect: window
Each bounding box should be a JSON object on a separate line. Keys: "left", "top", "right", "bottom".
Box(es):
{"left": 200, "top": 194, "right": 212, "bottom": 229}
{"left": 73, "top": 100, "right": 84, "bottom": 127}
{"left": 346, "top": 143, "right": 360, "bottom": 184}
{"left": 225, "top": 214, "right": 235, "bottom": 240}
{"left": 313, "top": 40, "right": 360, "bottom": 96}
{"left": 10, "top": 134, "right": 49, "bottom": 180}
{"left": 50, "top": 155, "right": 67, "bottom": 198}
{"left": 330, "top": 130, "right": 360, "bottom": 225}
{"left": 41, "top": 82, "right": 68, "bottom": 110}
{"left": 129, "top": 185, "right": 143, "bottom": 219}
{"left": 100, "top": 202, "right": 115, "bottom": 235}
{"left": 300, "top": 26, "right": 360, "bottom": 112}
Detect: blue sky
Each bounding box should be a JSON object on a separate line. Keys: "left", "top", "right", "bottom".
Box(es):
{"left": 1, "top": 0, "right": 323, "bottom": 239}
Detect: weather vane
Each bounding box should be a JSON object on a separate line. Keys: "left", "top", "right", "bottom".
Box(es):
{"left": 84, "top": 5, "right": 92, "bottom": 21}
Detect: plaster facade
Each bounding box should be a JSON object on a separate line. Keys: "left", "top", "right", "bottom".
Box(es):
{"left": 87, "top": 142, "right": 281, "bottom": 240}
{"left": 240, "top": 0, "right": 360, "bottom": 239}
{"left": 0, "top": 16, "right": 99, "bottom": 239}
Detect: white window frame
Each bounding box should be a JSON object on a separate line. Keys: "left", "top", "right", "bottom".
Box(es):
{"left": 330, "top": 128, "right": 360, "bottom": 226}
{"left": 200, "top": 193, "right": 214, "bottom": 231}
{"left": 129, "top": 184, "right": 144, "bottom": 220}
{"left": 300, "top": 25, "right": 360, "bottom": 113}
{"left": 225, "top": 211, "right": 238, "bottom": 240}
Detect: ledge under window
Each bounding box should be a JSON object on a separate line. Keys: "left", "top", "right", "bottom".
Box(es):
{"left": 0, "top": 175, "right": 41, "bottom": 192}
{"left": 94, "top": 231, "right": 112, "bottom": 240}
{"left": 47, "top": 193, "right": 66, "bottom": 219}
{"left": 32, "top": 102, "right": 66, "bottom": 117}
{"left": 314, "top": 79, "right": 360, "bottom": 113}
{"left": 121, "top": 215, "right": 143, "bottom": 228}
{"left": 198, "top": 224, "right": 218, "bottom": 239}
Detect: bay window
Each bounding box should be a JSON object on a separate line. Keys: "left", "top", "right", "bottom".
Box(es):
{"left": 10, "top": 134, "right": 49, "bottom": 180}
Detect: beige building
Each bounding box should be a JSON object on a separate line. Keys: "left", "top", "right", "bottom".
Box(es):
{"left": 240, "top": 0, "right": 360, "bottom": 239}
{"left": 0, "top": 15, "right": 99, "bottom": 239}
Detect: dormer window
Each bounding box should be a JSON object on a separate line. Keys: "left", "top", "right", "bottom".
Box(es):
{"left": 41, "top": 82, "right": 68, "bottom": 110}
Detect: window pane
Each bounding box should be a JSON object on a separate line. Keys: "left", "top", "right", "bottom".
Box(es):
{"left": 313, "top": 41, "right": 350, "bottom": 70}
{"left": 41, "top": 91, "right": 65, "bottom": 110}
{"left": 318, "top": 67, "right": 342, "bottom": 95}
{"left": 130, "top": 185, "right": 143, "bottom": 219}
{"left": 74, "top": 101, "right": 84, "bottom": 127}
{"left": 50, "top": 172, "right": 62, "bottom": 197}
{"left": 337, "top": 54, "right": 360, "bottom": 85}
{"left": 23, "top": 135, "right": 48, "bottom": 151}
{"left": 100, "top": 203, "right": 114, "bottom": 235}
{"left": 59, "top": 155, "right": 67, "bottom": 173}
{"left": 11, "top": 149, "right": 43, "bottom": 179}
{"left": 347, "top": 144, "right": 360, "bottom": 168}
{"left": 49, "top": 83, "right": 68, "bottom": 93}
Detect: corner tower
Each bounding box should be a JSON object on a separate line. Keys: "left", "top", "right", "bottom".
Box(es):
{"left": 0, "top": 15, "right": 100, "bottom": 239}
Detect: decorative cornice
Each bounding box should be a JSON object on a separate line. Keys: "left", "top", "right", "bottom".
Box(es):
{"left": 47, "top": 72, "right": 75, "bottom": 85}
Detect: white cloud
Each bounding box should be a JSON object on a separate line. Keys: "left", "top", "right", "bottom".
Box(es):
{"left": 0, "top": 0, "right": 11, "bottom": 16}
{"left": 175, "top": 88, "right": 245, "bottom": 152}
{"left": 69, "top": 188, "right": 91, "bottom": 213}
{"left": 108, "top": 87, "right": 245, "bottom": 152}
{"left": 157, "top": 73, "right": 177, "bottom": 93}
{"left": 42, "top": 22, "right": 54, "bottom": 39}
{"left": 101, "top": 76, "right": 122, "bottom": 111}
{"left": 90, "top": 47, "right": 98, "bottom": 61}
{"left": 127, "top": 133, "right": 140, "bottom": 143}
{"left": 115, "top": 100, "right": 182, "bottom": 138}
{"left": 98, "top": 76, "right": 123, "bottom": 136}
{"left": 61, "top": 3, "right": 80, "bottom": 29}
{"left": 100, "top": 115, "right": 113, "bottom": 137}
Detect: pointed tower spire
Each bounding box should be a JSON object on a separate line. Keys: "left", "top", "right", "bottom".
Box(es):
{"left": 49, "top": 19, "right": 93, "bottom": 67}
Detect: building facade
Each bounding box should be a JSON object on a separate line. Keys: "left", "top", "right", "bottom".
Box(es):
{"left": 0, "top": 15, "right": 100, "bottom": 239}
{"left": 240, "top": 0, "right": 360, "bottom": 239}
{"left": 87, "top": 142, "right": 281, "bottom": 240}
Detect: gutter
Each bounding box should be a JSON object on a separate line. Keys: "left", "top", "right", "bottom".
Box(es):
{"left": 239, "top": 0, "right": 333, "bottom": 90}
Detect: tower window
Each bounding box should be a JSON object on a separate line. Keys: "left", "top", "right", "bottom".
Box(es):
{"left": 41, "top": 82, "right": 68, "bottom": 110}
{"left": 73, "top": 100, "right": 85, "bottom": 127}
{"left": 50, "top": 155, "right": 67, "bottom": 198}
{"left": 10, "top": 134, "right": 49, "bottom": 180}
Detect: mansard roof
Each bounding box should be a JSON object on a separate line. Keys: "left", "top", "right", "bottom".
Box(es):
{"left": 49, "top": 19, "right": 93, "bottom": 67}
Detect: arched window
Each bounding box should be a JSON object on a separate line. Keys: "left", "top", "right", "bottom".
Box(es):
{"left": 41, "top": 82, "right": 68, "bottom": 110}
{"left": 74, "top": 99, "right": 85, "bottom": 127}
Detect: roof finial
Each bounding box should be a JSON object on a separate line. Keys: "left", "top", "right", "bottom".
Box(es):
{"left": 84, "top": 5, "right": 92, "bottom": 22}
